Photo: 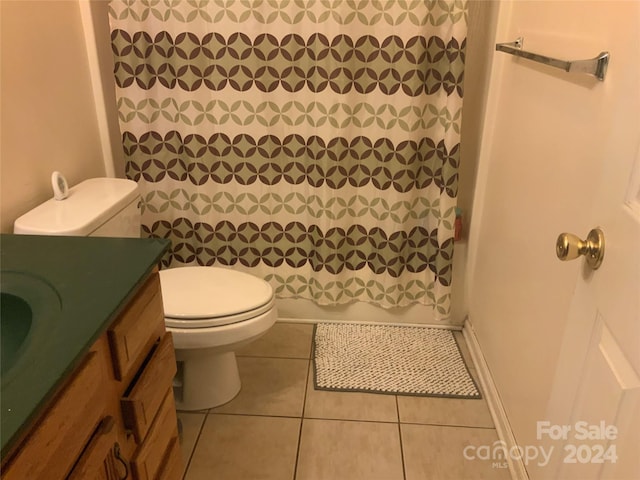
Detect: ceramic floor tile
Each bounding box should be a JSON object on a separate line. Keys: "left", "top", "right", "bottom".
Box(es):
{"left": 184, "top": 414, "right": 300, "bottom": 480}
{"left": 397, "top": 392, "right": 494, "bottom": 428}
{"left": 237, "top": 322, "right": 314, "bottom": 359}
{"left": 401, "top": 424, "right": 512, "bottom": 480}
{"left": 397, "top": 332, "right": 493, "bottom": 428}
{"left": 212, "top": 357, "right": 309, "bottom": 417}
{"left": 176, "top": 412, "right": 206, "bottom": 476}
{"left": 304, "top": 363, "right": 398, "bottom": 422}
{"left": 296, "top": 419, "right": 404, "bottom": 480}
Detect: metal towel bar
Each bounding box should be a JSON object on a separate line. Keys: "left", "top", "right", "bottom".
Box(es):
{"left": 495, "top": 37, "right": 609, "bottom": 81}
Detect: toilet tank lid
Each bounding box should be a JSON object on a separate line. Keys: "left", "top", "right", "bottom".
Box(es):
{"left": 14, "top": 178, "right": 139, "bottom": 236}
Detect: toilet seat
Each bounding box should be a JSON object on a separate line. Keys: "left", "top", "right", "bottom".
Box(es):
{"left": 159, "top": 266, "right": 275, "bottom": 329}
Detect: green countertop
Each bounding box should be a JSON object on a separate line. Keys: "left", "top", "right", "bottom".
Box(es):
{"left": 0, "top": 234, "right": 170, "bottom": 459}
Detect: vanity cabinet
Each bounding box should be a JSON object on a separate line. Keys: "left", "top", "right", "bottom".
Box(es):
{"left": 1, "top": 269, "right": 182, "bottom": 480}
{"left": 66, "top": 414, "right": 121, "bottom": 480}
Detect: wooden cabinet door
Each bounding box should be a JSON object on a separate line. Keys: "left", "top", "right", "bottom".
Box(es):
{"left": 121, "top": 333, "right": 177, "bottom": 443}
{"left": 3, "top": 346, "right": 107, "bottom": 480}
{"left": 67, "top": 417, "right": 128, "bottom": 480}
{"left": 108, "top": 272, "right": 165, "bottom": 382}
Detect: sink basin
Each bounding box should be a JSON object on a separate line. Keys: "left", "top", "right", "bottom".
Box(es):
{"left": 0, "top": 271, "right": 61, "bottom": 382}
{"left": 1, "top": 293, "right": 33, "bottom": 375}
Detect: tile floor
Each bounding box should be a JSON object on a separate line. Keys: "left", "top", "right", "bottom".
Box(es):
{"left": 177, "top": 322, "right": 513, "bottom": 480}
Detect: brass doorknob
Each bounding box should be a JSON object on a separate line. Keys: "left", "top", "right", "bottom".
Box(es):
{"left": 556, "top": 228, "right": 605, "bottom": 270}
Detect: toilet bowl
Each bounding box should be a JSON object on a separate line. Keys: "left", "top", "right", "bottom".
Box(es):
{"left": 13, "top": 177, "right": 278, "bottom": 411}
{"left": 160, "top": 266, "right": 277, "bottom": 410}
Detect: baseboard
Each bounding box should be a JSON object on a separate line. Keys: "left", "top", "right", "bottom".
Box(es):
{"left": 462, "top": 318, "right": 529, "bottom": 480}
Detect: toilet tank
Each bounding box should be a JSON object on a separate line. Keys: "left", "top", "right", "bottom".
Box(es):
{"left": 14, "top": 178, "right": 141, "bottom": 238}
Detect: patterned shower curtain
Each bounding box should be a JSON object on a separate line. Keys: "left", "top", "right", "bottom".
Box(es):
{"left": 109, "top": 0, "right": 466, "bottom": 320}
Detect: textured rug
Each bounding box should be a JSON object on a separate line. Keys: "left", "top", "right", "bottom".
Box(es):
{"left": 313, "top": 323, "right": 481, "bottom": 398}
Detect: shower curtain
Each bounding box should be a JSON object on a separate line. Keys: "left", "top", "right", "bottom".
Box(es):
{"left": 109, "top": 0, "right": 466, "bottom": 320}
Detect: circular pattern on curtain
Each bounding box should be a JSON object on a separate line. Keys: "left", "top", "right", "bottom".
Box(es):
{"left": 109, "top": 0, "right": 467, "bottom": 319}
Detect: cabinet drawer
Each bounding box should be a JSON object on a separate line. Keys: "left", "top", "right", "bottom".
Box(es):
{"left": 121, "top": 333, "right": 177, "bottom": 443}
{"left": 108, "top": 272, "right": 165, "bottom": 381}
{"left": 3, "top": 346, "right": 106, "bottom": 480}
{"left": 131, "top": 389, "right": 181, "bottom": 480}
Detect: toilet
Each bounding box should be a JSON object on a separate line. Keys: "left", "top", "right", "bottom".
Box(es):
{"left": 14, "top": 177, "right": 277, "bottom": 410}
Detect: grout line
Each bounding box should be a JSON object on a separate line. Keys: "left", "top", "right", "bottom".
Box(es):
{"left": 208, "top": 411, "right": 303, "bottom": 420}
{"left": 236, "top": 354, "right": 311, "bottom": 360}
{"left": 204, "top": 410, "right": 425, "bottom": 426}
{"left": 398, "top": 423, "right": 407, "bottom": 480}
{"left": 302, "top": 416, "right": 400, "bottom": 425}
{"left": 301, "top": 360, "right": 311, "bottom": 419}
{"left": 399, "top": 420, "right": 498, "bottom": 430}
{"left": 181, "top": 412, "right": 208, "bottom": 480}
{"left": 265, "top": 411, "right": 493, "bottom": 429}
{"left": 396, "top": 396, "right": 407, "bottom": 480}
{"left": 177, "top": 409, "right": 210, "bottom": 415}
{"left": 294, "top": 418, "right": 305, "bottom": 480}
{"left": 293, "top": 360, "right": 312, "bottom": 479}
{"left": 204, "top": 410, "right": 496, "bottom": 429}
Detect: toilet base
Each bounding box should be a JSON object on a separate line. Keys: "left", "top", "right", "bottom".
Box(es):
{"left": 174, "top": 350, "right": 241, "bottom": 410}
{"left": 167, "top": 305, "right": 278, "bottom": 411}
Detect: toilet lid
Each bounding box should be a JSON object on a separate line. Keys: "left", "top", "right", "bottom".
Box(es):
{"left": 159, "top": 267, "right": 275, "bottom": 328}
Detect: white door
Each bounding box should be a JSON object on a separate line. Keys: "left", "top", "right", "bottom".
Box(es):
{"left": 466, "top": 2, "right": 639, "bottom": 479}
{"left": 544, "top": 148, "right": 640, "bottom": 480}
{"left": 542, "top": 15, "right": 640, "bottom": 479}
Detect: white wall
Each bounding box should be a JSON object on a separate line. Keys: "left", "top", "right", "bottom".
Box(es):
{"left": 0, "top": 0, "right": 121, "bottom": 233}
{"left": 85, "top": 0, "right": 126, "bottom": 178}
{"left": 450, "top": 0, "right": 499, "bottom": 323}
{"left": 467, "top": 2, "right": 638, "bottom": 477}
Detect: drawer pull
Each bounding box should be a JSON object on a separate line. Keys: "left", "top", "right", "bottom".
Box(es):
{"left": 99, "top": 416, "right": 115, "bottom": 435}
{"left": 114, "top": 442, "right": 129, "bottom": 480}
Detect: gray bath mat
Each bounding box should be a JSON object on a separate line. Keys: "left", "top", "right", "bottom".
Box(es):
{"left": 313, "top": 323, "right": 481, "bottom": 398}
